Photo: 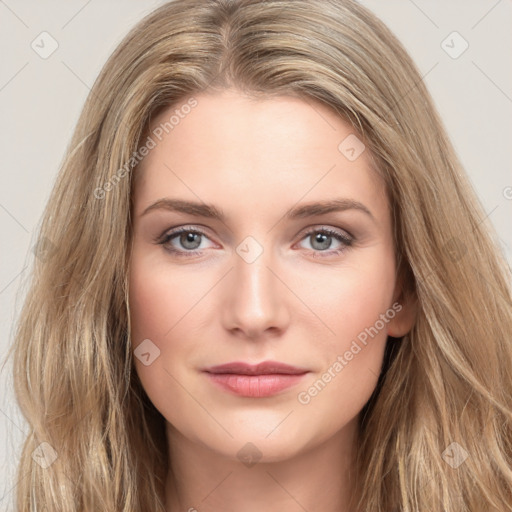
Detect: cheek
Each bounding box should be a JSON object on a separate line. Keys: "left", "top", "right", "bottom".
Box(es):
{"left": 338, "top": 271, "right": 395, "bottom": 344}
{"left": 292, "top": 250, "right": 396, "bottom": 411}
{"left": 128, "top": 249, "right": 204, "bottom": 341}
{"left": 129, "top": 267, "right": 172, "bottom": 341}
{"left": 128, "top": 246, "right": 216, "bottom": 392}
{"left": 128, "top": 255, "right": 200, "bottom": 432}
{"left": 296, "top": 251, "right": 396, "bottom": 351}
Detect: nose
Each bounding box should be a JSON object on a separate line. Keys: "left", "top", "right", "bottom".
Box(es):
{"left": 221, "top": 242, "right": 291, "bottom": 341}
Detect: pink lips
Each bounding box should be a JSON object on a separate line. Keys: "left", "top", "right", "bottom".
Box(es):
{"left": 203, "top": 361, "right": 309, "bottom": 398}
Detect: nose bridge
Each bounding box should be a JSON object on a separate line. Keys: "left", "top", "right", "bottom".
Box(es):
{"left": 234, "top": 234, "right": 278, "bottom": 313}
{"left": 222, "top": 233, "right": 289, "bottom": 337}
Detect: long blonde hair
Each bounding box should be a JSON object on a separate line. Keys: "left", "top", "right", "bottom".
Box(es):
{"left": 8, "top": 0, "right": 512, "bottom": 510}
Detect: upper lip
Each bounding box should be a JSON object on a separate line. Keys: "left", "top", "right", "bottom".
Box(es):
{"left": 204, "top": 361, "right": 308, "bottom": 375}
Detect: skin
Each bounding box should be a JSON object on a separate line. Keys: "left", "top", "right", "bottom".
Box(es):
{"left": 128, "top": 89, "right": 415, "bottom": 512}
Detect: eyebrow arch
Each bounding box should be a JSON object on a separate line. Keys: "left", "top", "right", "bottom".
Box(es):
{"left": 140, "top": 198, "right": 375, "bottom": 222}
{"left": 285, "top": 199, "right": 374, "bottom": 221}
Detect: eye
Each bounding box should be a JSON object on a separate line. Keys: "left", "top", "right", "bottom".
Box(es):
{"left": 156, "top": 226, "right": 215, "bottom": 257}
{"left": 155, "top": 225, "right": 354, "bottom": 259}
{"left": 296, "top": 227, "right": 353, "bottom": 258}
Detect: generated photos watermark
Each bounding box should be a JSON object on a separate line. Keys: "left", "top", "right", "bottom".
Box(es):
{"left": 297, "top": 301, "right": 403, "bottom": 405}
{"left": 94, "top": 97, "right": 198, "bottom": 199}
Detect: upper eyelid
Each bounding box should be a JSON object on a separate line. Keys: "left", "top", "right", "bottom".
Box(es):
{"left": 160, "top": 224, "right": 351, "bottom": 236}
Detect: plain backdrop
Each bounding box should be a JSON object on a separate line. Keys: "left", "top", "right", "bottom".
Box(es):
{"left": 1, "top": 0, "right": 511, "bottom": 507}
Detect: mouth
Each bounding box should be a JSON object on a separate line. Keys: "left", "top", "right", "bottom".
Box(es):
{"left": 202, "top": 360, "right": 309, "bottom": 398}
{"left": 204, "top": 360, "right": 309, "bottom": 375}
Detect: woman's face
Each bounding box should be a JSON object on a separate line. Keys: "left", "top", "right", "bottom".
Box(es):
{"left": 129, "top": 89, "right": 413, "bottom": 462}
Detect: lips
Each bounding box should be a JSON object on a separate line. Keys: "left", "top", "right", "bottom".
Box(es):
{"left": 203, "top": 360, "right": 309, "bottom": 397}
{"left": 204, "top": 360, "right": 309, "bottom": 375}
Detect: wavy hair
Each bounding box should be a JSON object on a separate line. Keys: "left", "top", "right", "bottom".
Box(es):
{"left": 8, "top": 0, "right": 512, "bottom": 510}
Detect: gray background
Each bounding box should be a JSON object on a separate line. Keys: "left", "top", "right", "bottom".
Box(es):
{"left": 1, "top": 0, "right": 511, "bottom": 507}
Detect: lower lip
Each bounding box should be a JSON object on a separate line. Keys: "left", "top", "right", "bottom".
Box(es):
{"left": 204, "top": 372, "right": 307, "bottom": 398}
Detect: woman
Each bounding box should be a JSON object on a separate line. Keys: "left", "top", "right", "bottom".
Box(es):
{"left": 10, "top": 0, "right": 512, "bottom": 510}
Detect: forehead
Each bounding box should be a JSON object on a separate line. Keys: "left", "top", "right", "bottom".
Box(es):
{"left": 144, "top": 89, "right": 367, "bottom": 167}
{"left": 132, "top": 90, "right": 388, "bottom": 223}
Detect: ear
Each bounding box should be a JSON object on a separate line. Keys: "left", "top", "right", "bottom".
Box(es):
{"left": 386, "top": 272, "right": 417, "bottom": 337}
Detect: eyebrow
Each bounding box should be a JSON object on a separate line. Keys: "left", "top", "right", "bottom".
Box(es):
{"left": 140, "top": 198, "right": 375, "bottom": 222}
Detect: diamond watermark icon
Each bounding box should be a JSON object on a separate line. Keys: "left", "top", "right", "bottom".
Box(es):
{"left": 236, "top": 236, "right": 263, "bottom": 264}
{"left": 441, "top": 31, "right": 469, "bottom": 59}
{"left": 338, "top": 134, "right": 366, "bottom": 162}
{"left": 443, "top": 237, "right": 467, "bottom": 263}
{"left": 32, "top": 442, "right": 58, "bottom": 469}
{"left": 134, "top": 338, "right": 161, "bottom": 366}
{"left": 237, "top": 442, "right": 263, "bottom": 468}
{"left": 442, "top": 442, "right": 469, "bottom": 469}
{"left": 31, "top": 31, "right": 59, "bottom": 59}
{"left": 32, "top": 236, "right": 56, "bottom": 262}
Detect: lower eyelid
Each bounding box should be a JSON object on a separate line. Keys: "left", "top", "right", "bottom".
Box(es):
{"left": 299, "top": 243, "right": 350, "bottom": 257}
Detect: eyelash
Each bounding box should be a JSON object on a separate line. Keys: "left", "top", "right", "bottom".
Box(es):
{"left": 155, "top": 225, "right": 354, "bottom": 259}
